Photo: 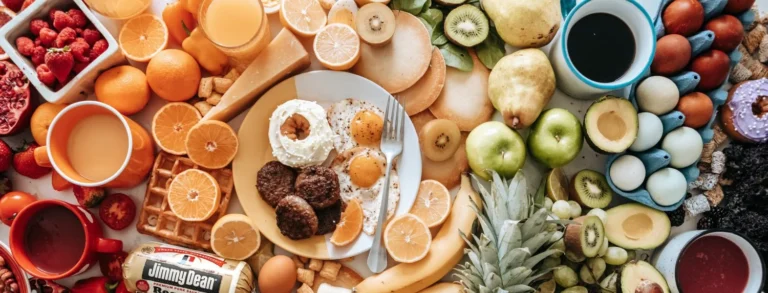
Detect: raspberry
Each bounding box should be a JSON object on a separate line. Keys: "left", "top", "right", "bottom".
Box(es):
{"left": 38, "top": 27, "right": 57, "bottom": 47}
{"left": 67, "top": 9, "right": 87, "bottom": 28}
{"left": 81, "top": 27, "right": 101, "bottom": 46}
{"left": 36, "top": 64, "right": 55, "bottom": 87}
{"left": 20, "top": 0, "right": 33, "bottom": 10}
{"left": 29, "top": 19, "right": 49, "bottom": 36}
{"left": 89, "top": 39, "right": 108, "bottom": 61}
{"left": 31, "top": 46, "right": 45, "bottom": 66}
{"left": 48, "top": 8, "right": 61, "bottom": 21}
{"left": 34, "top": 37, "right": 40, "bottom": 47}
{"left": 73, "top": 60, "right": 90, "bottom": 74}
{"left": 54, "top": 27, "right": 76, "bottom": 48}
{"left": 69, "top": 39, "right": 89, "bottom": 63}
{"left": 15, "top": 37, "right": 34, "bottom": 56}
{"left": 52, "top": 11, "right": 74, "bottom": 31}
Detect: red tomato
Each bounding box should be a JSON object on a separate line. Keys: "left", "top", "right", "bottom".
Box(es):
{"left": 0, "top": 191, "right": 36, "bottom": 226}
{"left": 98, "top": 193, "right": 136, "bottom": 230}
{"left": 99, "top": 251, "right": 128, "bottom": 281}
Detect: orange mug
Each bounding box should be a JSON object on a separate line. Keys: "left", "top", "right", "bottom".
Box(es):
{"left": 35, "top": 101, "right": 155, "bottom": 188}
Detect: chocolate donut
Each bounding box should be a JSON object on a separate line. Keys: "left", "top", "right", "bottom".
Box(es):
{"left": 722, "top": 78, "right": 768, "bottom": 143}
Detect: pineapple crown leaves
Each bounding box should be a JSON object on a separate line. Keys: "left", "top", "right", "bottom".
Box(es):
{"left": 456, "top": 171, "right": 564, "bottom": 293}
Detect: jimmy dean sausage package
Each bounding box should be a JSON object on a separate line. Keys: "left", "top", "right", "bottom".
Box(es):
{"left": 123, "top": 242, "right": 254, "bottom": 293}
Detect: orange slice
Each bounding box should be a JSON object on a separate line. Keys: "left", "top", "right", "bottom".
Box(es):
{"left": 152, "top": 102, "right": 201, "bottom": 155}
{"left": 167, "top": 169, "right": 221, "bottom": 222}
{"left": 409, "top": 180, "right": 451, "bottom": 228}
{"left": 314, "top": 24, "right": 361, "bottom": 71}
{"left": 185, "top": 120, "right": 239, "bottom": 169}
{"left": 119, "top": 14, "right": 169, "bottom": 62}
{"left": 211, "top": 214, "right": 261, "bottom": 260}
{"left": 384, "top": 214, "right": 431, "bottom": 263}
{"left": 279, "top": 0, "right": 327, "bottom": 37}
{"left": 330, "top": 199, "right": 363, "bottom": 246}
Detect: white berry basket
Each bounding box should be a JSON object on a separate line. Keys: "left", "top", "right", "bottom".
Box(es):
{"left": 0, "top": 0, "right": 124, "bottom": 104}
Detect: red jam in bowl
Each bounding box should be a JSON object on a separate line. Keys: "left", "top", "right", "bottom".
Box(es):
{"left": 678, "top": 235, "right": 749, "bottom": 293}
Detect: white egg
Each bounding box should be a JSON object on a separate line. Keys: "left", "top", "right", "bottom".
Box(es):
{"left": 636, "top": 76, "right": 679, "bottom": 115}
{"left": 327, "top": 99, "right": 385, "bottom": 153}
{"left": 662, "top": 127, "right": 703, "bottom": 168}
{"left": 646, "top": 168, "right": 687, "bottom": 206}
{"left": 610, "top": 155, "right": 646, "bottom": 191}
{"left": 331, "top": 147, "right": 399, "bottom": 235}
{"left": 629, "top": 112, "right": 663, "bottom": 152}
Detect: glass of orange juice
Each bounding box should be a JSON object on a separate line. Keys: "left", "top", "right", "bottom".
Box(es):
{"left": 199, "top": 0, "right": 272, "bottom": 70}
{"left": 84, "top": 0, "right": 151, "bottom": 20}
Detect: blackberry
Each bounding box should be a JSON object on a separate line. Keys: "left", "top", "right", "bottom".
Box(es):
{"left": 706, "top": 206, "right": 729, "bottom": 220}
{"left": 666, "top": 208, "right": 686, "bottom": 227}
{"left": 697, "top": 216, "right": 717, "bottom": 230}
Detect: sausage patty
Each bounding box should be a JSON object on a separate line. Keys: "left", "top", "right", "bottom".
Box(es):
{"left": 275, "top": 195, "right": 318, "bottom": 240}
{"left": 315, "top": 201, "right": 343, "bottom": 235}
{"left": 295, "top": 166, "right": 341, "bottom": 209}
{"left": 256, "top": 161, "right": 297, "bottom": 207}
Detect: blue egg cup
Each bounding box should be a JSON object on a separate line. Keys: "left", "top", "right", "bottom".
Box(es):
{"left": 605, "top": 0, "right": 751, "bottom": 211}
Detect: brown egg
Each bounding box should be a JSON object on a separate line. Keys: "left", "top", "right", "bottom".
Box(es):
{"left": 663, "top": 0, "right": 705, "bottom": 36}
{"left": 690, "top": 50, "right": 730, "bottom": 91}
{"left": 705, "top": 15, "right": 744, "bottom": 52}
{"left": 677, "top": 92, "right": 714, "bottom": 128}
{"left": 258, "top": 255, "right": 298, "bottom": 293}
{"left": 651, "top": 34, "right": 692, "bottom": 75}
{"left": 724, "top": 0, "right": 756, "bottom": 14}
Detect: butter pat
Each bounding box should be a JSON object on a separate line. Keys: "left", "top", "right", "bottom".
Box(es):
{"left": 318, "top": 283, "right": 353, "bottom": 293}
{"left": 202, "top": 29, "right": 311, "bottom": 122}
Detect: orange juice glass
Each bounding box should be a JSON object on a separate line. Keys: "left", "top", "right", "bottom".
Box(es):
{"left": 83, "top": 0, "right": 151, "bottom": 20}
{"left": 39, "top": 101, "right": 155, "bottom": 188}
{"left": 199, "top": 0, "right": 272, "bottom": 70}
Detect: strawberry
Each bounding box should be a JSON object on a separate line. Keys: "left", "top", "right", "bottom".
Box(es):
{"left": 1, "top": 0, "right": 24, "bottom": 12}
{"left": 36, "top": 64, "right": 55, "bottom": 86}
{"left": 45, "top": 47, "right": 74, "bottom": 83}
{"left": 12, "top": 142, "right": 51, "bottom": 179}
{"left": 54, "top": 27, "right": 76, "bottom": 48}
{"left": 38, "top": 27, "right": 57, "bottom": 47}
{"left": 31, "top": 45, "right": 45, "bottom": 66}
{"left": 73, "top": 185, "right": 105, "bottom": 208}
{"left": 20, "top": 0, "right": 33, "bottom": 10}
{"left": 90, "top": 39, "right": 108, "bottom": 61}
{"left": 69, "top": 39, "right": 89, "bottom": 62}
{"left": 68, "top": 9, "right": 87, "bottom": 28}
{"left": 15, "top": 36, "right": 33, "bottom": 56}
{"left": 29, "top": 19, "right": 48, "bottom": 36}
{"left": 0, "top": 139, "right": 11, "bottom": 172}
{"left": 52, "top": 11, "right": 74, "bottom": 31}
{"left": 82, "top": 26, "right": 101, "bottom": 46}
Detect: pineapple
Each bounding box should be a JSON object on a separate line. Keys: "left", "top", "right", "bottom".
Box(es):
{"left": 455, "top": 171, "right": 562, "bottom": 293}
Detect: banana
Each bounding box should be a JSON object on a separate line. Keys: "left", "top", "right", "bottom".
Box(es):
{"left": 418, "top": 283, "right": 464, "bottom": 293}
{"left": 354, "top": 174, "right": 482, "bottom": 293}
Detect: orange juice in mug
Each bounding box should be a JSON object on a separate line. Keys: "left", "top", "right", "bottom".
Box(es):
{"left": 37, "top": 101, "right": 155, "bottom": 188}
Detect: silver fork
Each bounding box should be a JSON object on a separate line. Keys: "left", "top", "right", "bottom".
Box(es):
{"left": 367, "top": 95, "right": 405, "bottom": 273}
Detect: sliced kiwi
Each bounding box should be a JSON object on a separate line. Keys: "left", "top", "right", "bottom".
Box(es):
{"left": 569, "top": 169, "right": 613, "bottom": 209}
{"left": 356, "top": 3, "right": 396, "bottom": 46}
{"left": 564, "top": 216, "right": 605, "bottom": 259}
{"left": 434, "top": 0, "right": 467, "bottom": 6}
{"left": 546, "top": 168, "right": 569, "bottom": 201}
{"left": 444, "top": 5, "right": 489, "bottom": 47}
{"left": 419, "top": 119, "right": 461, "bottom": 162}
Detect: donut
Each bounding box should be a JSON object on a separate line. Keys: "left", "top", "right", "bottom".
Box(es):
{"left": 722, "top": 78, "right": 768, "bottom": 143}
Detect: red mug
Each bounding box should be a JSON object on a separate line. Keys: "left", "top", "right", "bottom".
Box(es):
{"left": 9, "top": 200, "right": 122, "bottom": 280}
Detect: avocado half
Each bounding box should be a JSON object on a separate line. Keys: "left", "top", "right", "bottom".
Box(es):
{"left": 619, "top": 261, "right": 670, "bottom": 293}
{"left": 584, "top": 96, "right": 638, "bottom": 154}
{"left": 605, "top": 203, "right": 671, "bottom": 249}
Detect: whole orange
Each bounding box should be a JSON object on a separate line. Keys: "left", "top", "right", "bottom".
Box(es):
{"left": 30, "top": 102, "right": 67, "bottom": 145}
{"left": 146, "top": 49, "right": 201, "bottom": 102}
{"left": 95, "top": 66, "right": 151, "bottom": 115}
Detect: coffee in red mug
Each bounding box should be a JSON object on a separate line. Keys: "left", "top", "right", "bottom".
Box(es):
{"left": 9, "top": 199, "right": 122, "bottom": 280}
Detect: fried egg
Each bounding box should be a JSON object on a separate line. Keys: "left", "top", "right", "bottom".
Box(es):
{"left": 327, "top": 99, "right": 385, "bottom": 153}
{"left": 331, "top": 147, "right": 399, "bottom": 235}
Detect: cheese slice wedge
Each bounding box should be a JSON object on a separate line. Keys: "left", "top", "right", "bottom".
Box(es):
{"left": 202, "top": 29, "right": 311, "bottom": 122}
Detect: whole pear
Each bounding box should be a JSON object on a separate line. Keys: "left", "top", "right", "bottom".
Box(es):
{"left": 482, "top": 0, "right": 561, "bottom": 48}
{"left": 488, "top": 49, "right": 556, "bottom": 129}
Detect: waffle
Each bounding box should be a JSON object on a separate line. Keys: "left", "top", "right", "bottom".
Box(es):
{"left": 136, "top": 152, "right": 234, "bottom": 251}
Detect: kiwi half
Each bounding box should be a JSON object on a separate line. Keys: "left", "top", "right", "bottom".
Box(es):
{"left": 564, "top": 216, "right": 605, "bottom": 258}
{"left": 356, "top": 3, "right": 396, "bottom": 46}
{"left": 569, "top": 169, "right": 613, "bottom": 209}
{"left": 444, "top": 5, "right": 489, "bottom": 47}
{"left": 419, "top": 119, "right": 461, "bottom": 162}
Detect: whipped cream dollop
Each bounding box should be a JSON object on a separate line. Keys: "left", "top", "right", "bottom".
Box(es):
{"left": 269, "top": 100, "right": 335, "bottom": 167}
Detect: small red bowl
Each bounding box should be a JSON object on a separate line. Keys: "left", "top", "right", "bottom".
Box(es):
{"left": 0, "top": 241, "right": 30, "bottom": 293}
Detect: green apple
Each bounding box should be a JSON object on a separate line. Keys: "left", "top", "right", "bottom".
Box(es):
{"left": 527, "top": 108, "right": 583, "bottom": 168}
{"left": 466, "top": 121, "right": 526, "bottom": 180}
